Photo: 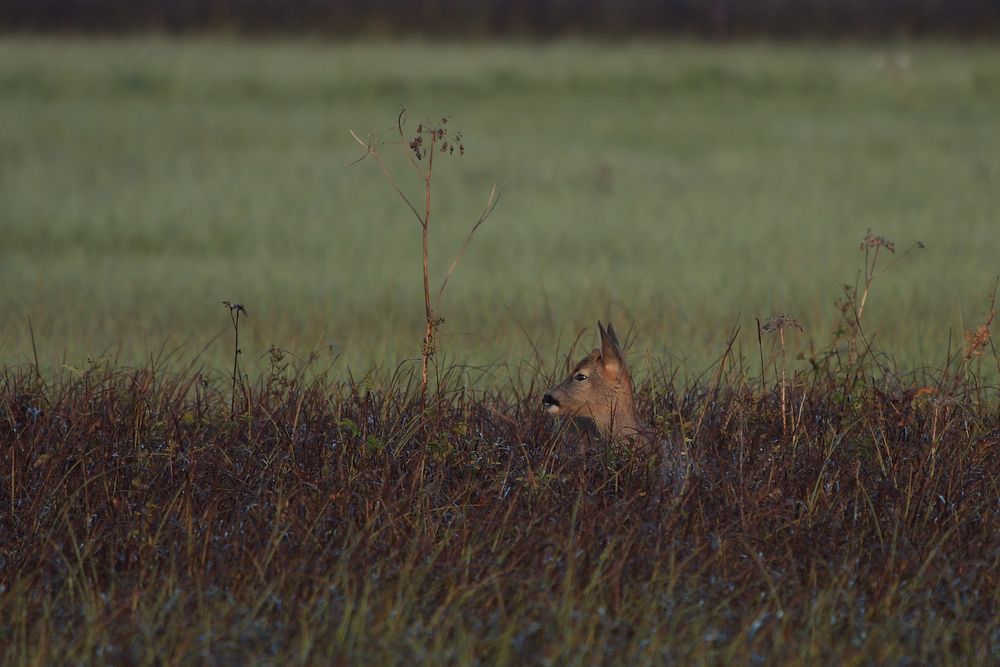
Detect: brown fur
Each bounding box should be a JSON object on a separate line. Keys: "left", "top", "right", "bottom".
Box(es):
{"left": 543, "top": 322, "right": 648, "bottom": 449}
{"left": 544, "top": 323, "right": 689, "bottom": 497}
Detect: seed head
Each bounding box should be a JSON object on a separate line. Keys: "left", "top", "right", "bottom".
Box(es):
{"left": 222, "top": 301, "right": 247, "bottom": 317}
{"left": 860, "top": 229, "right": 895, "bottom": 253}
{"left": 409, "top": 135, "right": 424, "bottom": 160}
{"left": 964, "top": 325, "right": 991, "bottom": 358}
{"left": 760, "top": 314, "right": 804, "bottom": 334}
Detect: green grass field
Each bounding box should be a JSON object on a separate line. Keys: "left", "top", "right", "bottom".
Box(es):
{"left": 2, "top": 38, "right": 999, "bottom": 379}
{"left": 3, "top": 37, "right": 1000, "bottom": 665}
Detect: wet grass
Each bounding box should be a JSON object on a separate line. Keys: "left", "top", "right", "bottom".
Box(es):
{"left": 2, "top": 38, "right": 999, "bottom": 662}
{"left": 2, "top": 315, "right": 998, "bottom": 664}
{"left": 1, "top": 38, "right": 1000, "bottom": 375}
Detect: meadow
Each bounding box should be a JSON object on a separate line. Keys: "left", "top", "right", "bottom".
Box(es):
{"left": 3, "top": 294, "right": 999, "bottom": 664}
{"left": 1, "top": 38, "right": 1000, "bottom": 665}
{"left": 1, "top": 38, "right": 999, "bottom": 378}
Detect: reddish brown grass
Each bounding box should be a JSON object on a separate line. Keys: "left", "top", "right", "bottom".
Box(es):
{"left": 2, "top": 341, "right": 998, "bottom": 664}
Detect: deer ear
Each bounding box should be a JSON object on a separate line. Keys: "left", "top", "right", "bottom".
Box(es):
{"left": 599, "top": 321, "right": 624, "bottom": 380}
{"left": 606, "top": 322, "right": 622, "bottom": 349}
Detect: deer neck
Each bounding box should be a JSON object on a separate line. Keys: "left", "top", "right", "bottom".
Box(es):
{"left": 596, "top": 382, "right": 642, "bottom": 442}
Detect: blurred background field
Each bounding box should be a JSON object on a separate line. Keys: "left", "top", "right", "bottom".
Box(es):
{"left": 1, "top": 38, "right": 999, "bottom": 380}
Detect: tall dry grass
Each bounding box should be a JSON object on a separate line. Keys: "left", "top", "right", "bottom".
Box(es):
{"left": 2, "top": 296, "right": 998, "bottom": 663}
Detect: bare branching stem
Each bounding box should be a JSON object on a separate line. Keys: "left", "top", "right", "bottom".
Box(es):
{"left": 350, "top": 111, "right": 499, "bottom": 413}
{"left": 349, "top": 129, "right": 423, "bottom": 226}
{"left": 857, "top": 245, "right": 879, "bottom": 323}
{"left": 779, "top": 327, "right": 787, "bottom": 434}
{"left": 759, "top": 314, "right": 804, "bottom": 438}
{"left": 438, "top": 184, "right": 500, "bottom": 306}
{"left": 420, "top": 136, "right": 436, "bottom": 408}
{"left": 223, "top": 301, "right": 246, "bottom": 419}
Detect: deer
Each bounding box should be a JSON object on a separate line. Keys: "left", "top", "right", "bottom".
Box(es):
{"left": 543, "top": 322, "right": 646, "bottom": 448}
{"left": 542, "top": 322, "right": 688, "bottom": 492}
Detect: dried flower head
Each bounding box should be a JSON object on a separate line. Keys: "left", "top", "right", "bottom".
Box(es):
{"left": 964, "top": 324, "right": 991, "bottom": 358}
{"left": 760, "top": 314, "right": 805, "bottom": 334}
{"left": 409, "top": 119, "right": 464, "bottom": 162}
{"left": 860, "top": 229, "right": 896, "bottom": 253}
{"left": 964, "top": 279, "right": 997, "bottom": 359}
{"left": 222, "top": 301, "right": 247, "bottom": 317}
{"left": 409, "top": 135, "right": 424, "bottom": 160}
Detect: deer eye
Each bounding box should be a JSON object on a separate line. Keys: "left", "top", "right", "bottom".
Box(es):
{"left": 574, "top": 373, "right": 587, "bottom": 382}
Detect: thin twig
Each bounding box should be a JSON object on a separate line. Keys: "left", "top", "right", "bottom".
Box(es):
{"left": 438, "top": 184, "right": 501, "bottom": 306}
{"left": 693, "top": 326, "right": 740, "bottom": 442}
{"left": 874, "top": 240, "right": 925, "bottom": 279}
{"left": 755, "top": 316, "right": 765, "bottom": 394}
{"left": 349, "top": 129, "right": 424, "bottom": 226}
{"left": 27, "top": 314, "right": 41, "bottom": 382}
{"left": 397, "top": 106, "right": 425, "bottom": 175}
{"left": 223, "top": 301, "right": 246, "bottom": 419}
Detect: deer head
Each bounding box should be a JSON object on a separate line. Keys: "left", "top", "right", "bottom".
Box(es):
{"left": 542, "top": 322, "right": 642, "bottom": 443}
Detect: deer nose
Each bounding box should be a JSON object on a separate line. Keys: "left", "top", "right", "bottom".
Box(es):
{"left": 542, "top": 394, "right": 559, "bottom": 408}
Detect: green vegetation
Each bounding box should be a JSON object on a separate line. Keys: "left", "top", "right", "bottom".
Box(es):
{"left": 3, "top": 327, "right": 998, "bottom": 664}
{"left": 1, "top": 38, "right": 999, "bottom": 379}
{"left": 2, "top": 37, "right": 999, "bottom": 665}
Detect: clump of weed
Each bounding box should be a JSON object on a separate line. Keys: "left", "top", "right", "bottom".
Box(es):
{"left": 817, "top": 230, "right": 924, "bottom": 391}
{"left": 757, "top": 313, "right": 804, "bottom": 435}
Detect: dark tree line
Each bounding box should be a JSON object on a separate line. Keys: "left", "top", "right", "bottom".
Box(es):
{"left": 2, "top": 0, "right": 999, "bottom": 37}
